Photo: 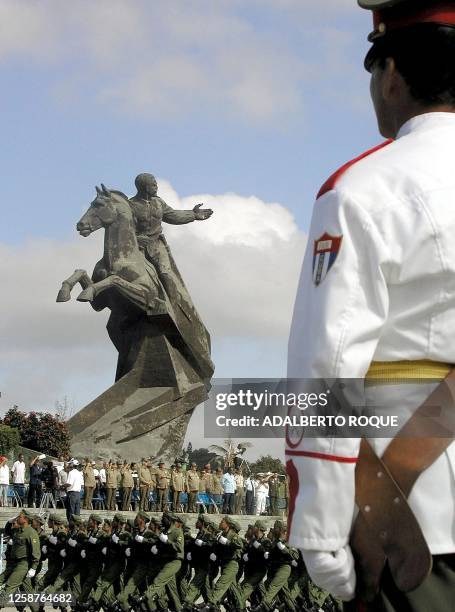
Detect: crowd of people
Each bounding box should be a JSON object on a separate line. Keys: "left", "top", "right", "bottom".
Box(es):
{"left": 0, "top": 455, "right": 290, "bottom": 518}
{"left": 0, "top": 507, "right": 340, "bottom": 612}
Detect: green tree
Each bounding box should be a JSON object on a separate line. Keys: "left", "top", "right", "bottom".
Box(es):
{"left": 249, "top": 455, "right": 286, "bottom": 475}
{"left": 0, "top": 425, "right": 21, "bottom": 455}
{"left": 1, "top": 407, "right": 71, "bottom": 457}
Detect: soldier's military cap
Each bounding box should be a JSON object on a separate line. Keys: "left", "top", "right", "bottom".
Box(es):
{"left": 114, "top": 513, "right": 127, "bottom": 524}
{"left": 103, "top": 518, "right": 112, "bottom": 526}
{"left": 169, "top": 513, "right": 184, "bottom": 524}
{"left": 274, "top": 519, "right": 287, "bottom": 531}
{"left": 89, "top": 513, "right": 103, "bottom": 524}
{"left": 196, "top": 514, "right": 209, "bottom": 526}
{"left": 71, "top": 515, "right": 83, "bottom": 525}
{"left": 205, "top": 518, "right": 219, "bottom": 530}
{"left": 254, "top": 520, "right": 267, "bottom": 532}
{"left": 31, "top": 514, "right": 45, "bottom": 525}
{"left": 136, "top": 510, "right": 150, "bottom": 522}
{"left": 358, "top": 0, "right": 455, "bottom": 41}
{"left": 49, "top": 513, "right": 66, "bottom": 525}
{"left": 225, "top": 516, "right": 241, "bottom": 532}
{"left": 149, "top": 517, "right": 161, "bottom": 527}
{"left": 20, "top": 509, "right": 34, "bottom": 521}
{"left": 127, "top": 518, "right": 135, "bottom": 528}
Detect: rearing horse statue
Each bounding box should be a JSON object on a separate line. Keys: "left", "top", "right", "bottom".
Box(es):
{"left": 57, "top": 184, "right": 165, "bottom": 314}
{"left": 56, "top": 183, "right": 214, "bottom": 461}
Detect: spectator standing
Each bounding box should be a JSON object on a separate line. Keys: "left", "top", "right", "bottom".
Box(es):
{"left": 0, "top": 456, "right": 9, "bottom": 506}
{"left": 244, "top": 474, "right": 257, "bottom": 515}
{"left": 121, "top": 462, "right": 134, "bottom": 510}
{"left": 268, "top": 473, "right": 279, "bottom": 515}
{"left": 222, "top": 468, "right": 236, "bottom": 514}
{"left": 40, "top": 460, "right": 59, "bottom": 503}
{"left": 171, "top": 462, "right": 185, "bottom": 511}
{"left": 199, "top": 464, "right": 213, "bottom": 501}
{"left": 234, "top": 468, "right": 245, "bottom": 514}
{"left": 98, "top": 462, "right": 107, "bottom": 501}
{"left": 28, "top": 455, "right": 44, "bottom": 508}
{"left": 64, "top": 459, "right": 84, "bottom": 519}
{"left": 138, "top": 458, "right": 152, "bottom": 511}
{"left": 210, "top": 467, "right": 224, "bottom": 513}
{"left": 105, "top": 461, "right": 118, "bottom": 510}
{"left": 83, "top": 459, "right": 96, "bottom": 509}
{"left": 277, "top": 475, "right": 289, "bottom": 513}
{"left": 255, "top": 474, "right": 271, "bottom": 515}
{"left": 155, "top": 461, "right": 170, "bottom": 511}
{"left": 186, "top": 462, "right": 200, "bottom": 512}
{"left": 57, "top": 462, "right": 68, "bottom": 507}
{"left": 11, "top": 453, "right": 26, "bottom": 504}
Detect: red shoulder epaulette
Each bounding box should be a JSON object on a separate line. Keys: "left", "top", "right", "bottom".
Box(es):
{"left": 316, "top": 139, "right": 393, "bottom": 200}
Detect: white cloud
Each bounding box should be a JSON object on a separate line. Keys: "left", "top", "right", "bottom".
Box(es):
{"left": 0, "top": 0, "right": 367, "bottom": 122}
{"left": 0, "top": 180, "right": 305, "bottom": 414}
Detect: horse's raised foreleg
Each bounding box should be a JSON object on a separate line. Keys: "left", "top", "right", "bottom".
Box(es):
{"left": 76, "top": 275, "right": 151, "bottom": 309}
{"left": 56, "top": 269, "right": 92, "bottom": 302}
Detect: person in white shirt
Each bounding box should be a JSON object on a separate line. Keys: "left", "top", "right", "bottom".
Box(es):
{"left": 64, "top": 460, "right": 84, "bottom": 520}
{"left": 255, "top": 474, "right": 271, "bottom": 515}
{"left": 11, "top": 453, "right": 25, "bottom": 504}
{"left": 244, "top": 475, "right": 257, "bottom": 515}
{"left": 0, "top": 456, "right": 9, "bottom": 506}
{"left": 286, "top": 2, "right": 455, "bottom": 609}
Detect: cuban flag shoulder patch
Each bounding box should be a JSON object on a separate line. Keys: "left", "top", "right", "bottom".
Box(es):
{"left": 312, "top": 233, "right": 342, "bottom": 286}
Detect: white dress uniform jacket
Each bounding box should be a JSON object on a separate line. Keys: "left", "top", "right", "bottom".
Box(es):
{"left": 287, "top": 112, "right": 455, "bottom": 556}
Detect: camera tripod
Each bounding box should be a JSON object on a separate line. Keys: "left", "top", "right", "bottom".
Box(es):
{"left": 39, "top": 489, "right": 56, "bottom": 512}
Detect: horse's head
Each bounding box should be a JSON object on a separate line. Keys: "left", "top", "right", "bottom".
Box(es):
{"left": 77, "top": 184, "right": 131, "bottom": 237}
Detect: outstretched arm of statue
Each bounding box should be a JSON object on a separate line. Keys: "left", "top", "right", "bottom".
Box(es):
{"left": 161, "top": 199, "right": 213, "bottom": 224}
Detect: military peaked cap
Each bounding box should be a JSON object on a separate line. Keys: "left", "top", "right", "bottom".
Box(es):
{"left": 359, "top": 0, "right": 455, "bottom": 41}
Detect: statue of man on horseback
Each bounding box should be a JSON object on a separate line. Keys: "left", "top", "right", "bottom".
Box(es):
{"left": 56, "top": 174, "right": 215, "bottom": 461}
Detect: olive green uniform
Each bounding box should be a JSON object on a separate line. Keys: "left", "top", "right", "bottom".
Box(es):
{"left": 206, "top": 528, "right": 243, "bottom": 608}
{"left": 45, "top": 528, "right": 84, "bottom": 597}
{"left": 260, "top": 538, "right": 295, "bottom": 611}
{"left": 186, "top": 470, "right": 200, "bottom": 512}
{"left": 144, "top": 524, "right": 184, "bottom": 611}
{"left": 92, "top": 526, "right": 128, "bottom": 606}
{"left": 79, "top": 526, "right": 106, "bottom": 602}
{"left": 0, "top": 525, "right": 40, "bottom": 598}
{"left": 117, "top": 527, "right": 157, "bottom": 611}
{"left": 183, "top": 528, "right": 214, "bottom": 606}
{"left": 240, "top": 535, "right": 271, "bottom": 607}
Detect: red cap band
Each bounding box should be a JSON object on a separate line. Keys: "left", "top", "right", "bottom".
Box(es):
{"left": 373, "top": 2, "right": 455, "bottom": 32}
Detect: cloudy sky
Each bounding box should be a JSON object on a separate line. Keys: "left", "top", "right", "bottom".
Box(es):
{"left": 0, "top": 0, "right": 381, "bottom": 460}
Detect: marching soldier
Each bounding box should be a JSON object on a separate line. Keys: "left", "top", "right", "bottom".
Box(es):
{"left": 143, "top": 513, "right": 184, "bottom": 612}
{"left": 45, "top": 515, "right": 84, "bottom": 598}
{"left": 286, "top": 1, "right": 455, "bottom": 610}
{"left": 240, "top": 520, "right": 271, "bottom": 610}
{"left": 37, "top": 513, "right": 67, "bottom": 591}
{"left": 78, "top": 514, "right": 105, "bottom": 603}
{"left": 116, "top": 511, "right": 156, "bottom": 611}
{"left": 0, "top": 509, "right": 40, "bottom": 600}
{"left": 91, "top": 514, "right": 128, "bottom": 608}
{"left": 201, "top": 516, "right": 243, "bottom": 612}
{"left": 182, "top": 515, "right": 214, "bottom": 610}
{"left": 251, "top": 521, "right": 296, "bottom": 612}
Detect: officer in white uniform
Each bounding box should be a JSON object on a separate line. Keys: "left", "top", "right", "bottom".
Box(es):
{"left": 286, "top": 1, "right": 455, "bottom": 610}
